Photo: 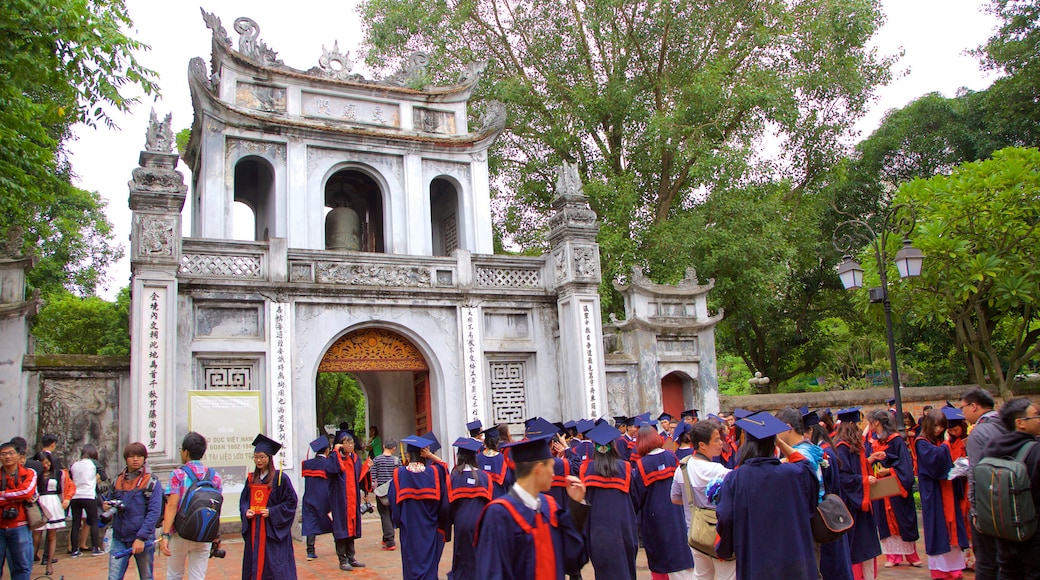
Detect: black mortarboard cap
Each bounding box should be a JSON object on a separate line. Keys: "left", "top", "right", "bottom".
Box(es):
{"left": 681, "top": 409, "right": 700, "bottom": 419}
{"left": 482, "top": 426, "right": 501, "bottom": 442}
{"left": 309, "top": 436, "right": 330, "bottom": 453}
{"left": 586, "top": 422, "right": 622, "bottom": 446}
{"left": 452, "top": 437, "right": 484, "bottom": 453}
{"left": 657, "top": 413, "right": 673, "bottom": 422}
{"left": 886, "top": 397, "right": 896, "bottom": 405}
{"left": 613, "top": 416, "right": 628, "bottom": 426}
{"left": 466, "top": 420, "right": 483, "bottom": 435}
{"left": 835, "top": 407, "right": 862, "bottom": 422}
{"left": 252, "top": 434, "right": 282, "bottom": 456}
{"left": 801, "top": 408, "right": 821, "bottom": 430}
{"left": 500, "top": 434, "right": 554, "bottom": 463}
{"left": 552, "top": 421, "right": 566, "bottom": 434}
{"left": 736, "top": 412, "right": 792, "bottom": 440}
{"left": 525, "top": 418, "right": 558, "bottom": 438}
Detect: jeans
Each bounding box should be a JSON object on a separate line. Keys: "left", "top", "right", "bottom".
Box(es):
{"left": 377, "top": 500, "right": 394, "bottom": 546}
{"left": 108, "top": 536, "right": 155, "bottom": 580}
{"left": 0, "top": 525, "right": 33, "bottom": 580}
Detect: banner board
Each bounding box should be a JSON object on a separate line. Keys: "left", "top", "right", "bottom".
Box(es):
{"left": 188, "top": 391, "right": 263, "bottom": 522}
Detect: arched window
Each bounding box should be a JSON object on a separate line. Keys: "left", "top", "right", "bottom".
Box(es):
{"left": 324, "top": 169, "right": 384, "bottom": 253}
{"left": 430, "top": 178, "right": 459, "bottom": 257}
{"left": 233, "top": 157, "right": 275, "bottom": 241}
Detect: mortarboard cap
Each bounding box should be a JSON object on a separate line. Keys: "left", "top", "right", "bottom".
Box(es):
{"left": 820, "top": 408, "right": 832, "bottom": 416}
{"left": 613, "top": 416, "right": 628, "bottom": 426}
{"left": 420, "top": 431, "right": 441, "bottom": 454}
{"left": 525, "top": 418, "right": 559, "bottom": 438}
{"left": 587, "top": 422, "right": 623, "bottom": 446}
{"left": 309, "top": 436, "right": 330, "bottom": 454}
{"left": 452, "top": 437, "right": 484, "bottom": 453}
{"left": 500, "top": 434, "right": 554, "bottom": 464}
{"left": 736, "top": 411, "right": 792, "bottom": 440}
{"left": 801, "top": 408, "right": 821, "bottom": 430}
{"left": 563, "top": 420, "right": 577, "bottom": 430}
{"left": 835, "top": 407, "right": 862, "bottom": 422}
{"left": 886, "top": 397, "right": 896, "bottom": 405}
{"left": 466, "top": 420, "right": 483, "bottom": 435}
{"left": 673, "top": 421, "right": 692, "bottom": 441}
{"left": 941, "top": 406, "right": 965, "bottom": 422}
{"left": 577, "top": 419, "right": 596, "bottom": 434}
{"left": 733, "top": 408, "right": 753, "bottom": 419}
{"left": 482, "top": 425, "right": 501, "bottom": 442}
{"left": 623, "top": 416, "right": 638, "bottom": 427}
{"left": 252, "top": 433, "right": 282, "bottom": 456}
{"left": 552, "top": 422, "right": 566, "bottom": 434}
{"left": 707, "top": 413, "right": 723, "bottom": 422}
{"left": 657, "top": 413, "right": 673, "bottom": 422}
{"left": 334, "top": 430, "right": 353, "bottom": 444}
{"left": 635, "top": 416, "right": 658, "bottom": 428}
{"left": 401, "top": 434, "right": 434, "bottom": 451}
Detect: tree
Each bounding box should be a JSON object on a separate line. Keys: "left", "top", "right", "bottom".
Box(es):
{"left": 361, "top": 0, "right": 893, "bottom": 305}
{"left": 974, "top": 0, "right": 1040, "bottom": 148}
{"left": 0, "top": 0, "right": 157, "bottom": 293}
{"left": 32, "top": 287, "right": 130, "bottom": 356}
{"left": 887, "top": 147, "right": 1040, "bottom": 398}
{"left": 316, "top": 373, "right": 367, "bottom": 433}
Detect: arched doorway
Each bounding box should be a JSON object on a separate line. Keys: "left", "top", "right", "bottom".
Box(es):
{"left": 660, "top": 371, "right": 690, "bottom": 419}
{"left": 316, "top": 328, "right": 432, "bottom": 451}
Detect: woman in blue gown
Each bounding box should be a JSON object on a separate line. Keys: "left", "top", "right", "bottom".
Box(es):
{"left": 240, "top": 435, "right": 297, "bottom": 580}
{"left": 630, "top": 425, "right": 695, "bottom": 577}
{"left": 865, "top": 409, "right": 921, "bottom": 567}
{"left": 447, "top": 438, "right": 491, "bottom": 580}
{"left": 580, "top": 422, "right": 638, "bottom": 580}
{"left": 389, "top": 434, "right": 449, "bottom": 580}
{"left": 833, "top": 408, "right": 883, "bottom": 579}
{"left": 914, "top": 409, "right": 968, "bottom": 578}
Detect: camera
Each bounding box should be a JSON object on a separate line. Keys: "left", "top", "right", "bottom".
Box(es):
{"left": 360, "top": 501, "right": 375, "bottom": 515}
{"left": 209, "top": 536, "right": 226, "bottom": 559}
{"left": 99, "top": 499, "right": 125, "bottom": 524}
{"left": 1, "top": 507, "right": 18, "bottom": 520}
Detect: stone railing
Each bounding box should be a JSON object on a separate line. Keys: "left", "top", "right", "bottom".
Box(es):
{"left": 179, "top": 239, "right": 268, "bottom": 280}
{"left": 471, "top": 255, "right": 548, "bottom": 291}
{"left": 287, "top": 249, "right": 458, "bottom": 289}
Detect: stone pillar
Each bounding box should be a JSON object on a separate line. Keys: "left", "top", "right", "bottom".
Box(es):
{"left": 128, "top": 110, "right": 187, "bottom": 464}
{"left": 0, "top": 228, "right": 39, "bottom": 434}
{"left": 548, "top": 163, "right": 607, "bottom": 420}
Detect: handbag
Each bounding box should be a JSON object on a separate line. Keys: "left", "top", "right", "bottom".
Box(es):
{"left": 25, "top": 497, "right": 46, "bottom": 530}
{"left": 374, "top": 480, "right": 391, "bottom": 506}
{"left": 869, "top": 475, "right": 902, "bottom": 500}
{"left": 680, "top": 458, "right": 733, "bottom": 560}
{"left": 811, "top": 493, "right": 854, "bottom": 544}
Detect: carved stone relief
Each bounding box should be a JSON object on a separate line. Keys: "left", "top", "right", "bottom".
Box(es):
{"left": 37, "top": 376, "right": 119, "bottom": 479}
{"left": 301, "top": 92, "right": 400, "bottom": 127}
{"left": 316, "top": 262, "right": 432, "bottom": 287}
{"left": 307, "top": 147, "right": 404, "bottom": 183}
{"left": 139, "top": 216, "right": 176, "bottom": 257}
{"left": 413, "top": 108, "right": 456, "bottom": 134}
{"left": 235, "top": 82, "right": 286, "bottom": 113}
{"left": 227, "top": 138, "right": 286, "bottom": 162}
{"left": 233, "top": 17, "right": 283, "bottom": 67}
{"left": 572, "top": 245, "right": 599, "bottom": 279}
{"left": 145, "top": 109, "right": 174, "bottom": 153}
{"left": 319, "top": 327, "right": 429, "bottom": 372}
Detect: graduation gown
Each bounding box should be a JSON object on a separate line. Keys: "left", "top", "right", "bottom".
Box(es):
{"left": 447, "top": 468, "right": 492, "bottom": 580}
{"left": 239, "top": 470, "right": 297, "bottom": 580}
{"left": 615, "top": 435, "right": 636, "bottom": 462}
{"left": 389, "top": 463, "right": 449, "bottom": 580}
{"left": 868, "top": 434, "right": 919, "bottom": 542}
{"left": 834, "top": 441, "right": 882, "bottom": 564}
{"left": 716, "top": 456, "right": 820, "bottom": 580}
{"left": 674, "top": 446, "right": 694, "bottom": 461}
{"left": 580, "top": 459, "right": 637, "bottom": 580}
{"left": 300, "top": 456, "right": 333, "bottom": 536}
{"left": 477, "top": 451, "right": 513, "bottom": 498}
{"left": 325, "top": 450, "right": 363, "bottom": 539}
{"left": 818, "top": 444, "right": 854, "bottom": 580}
{"left": 914, "top": 438, "right": 969, "bottom": 556}
{"left": 631, "top": 450, "right": 695, "bottom": 574}
{"left": 474, "top": 489, "right": 589, "bottom": 580}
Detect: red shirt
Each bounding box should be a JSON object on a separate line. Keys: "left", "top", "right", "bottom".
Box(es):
{"left": 0, "top": 465, "right": 39, "bottom": 528}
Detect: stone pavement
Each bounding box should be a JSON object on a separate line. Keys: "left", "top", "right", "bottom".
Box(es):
{"left": 26, "top": 515, "right": 971, "bottom": 580}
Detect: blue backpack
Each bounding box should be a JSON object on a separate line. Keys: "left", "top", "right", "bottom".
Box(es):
{"left": 173, "top": 467, "right": 222, "bottom": 542}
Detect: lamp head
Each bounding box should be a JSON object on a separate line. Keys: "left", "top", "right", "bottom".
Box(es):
{"left": 894, "top": 239, "right": 924, "bottom": 279}
{"left": 836, "top": 255, "right": 865, "bottom": 290}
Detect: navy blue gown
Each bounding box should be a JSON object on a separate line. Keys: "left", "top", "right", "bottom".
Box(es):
{"left": 477, "top": 452, "right": 513, "bottom": 498}
{"left": 580, "top": 459, "right": 637, "bottom": 580}
{"left": 300, "top": 456, "right": 333, "bottom": 536}
{"left": 675, "top": 446, "right": 694, "bottom": 461}
{"left": 239, "top": 470, "right": 297, "bottom": 580}
{"left": 716, "top": 456, "right": 820, "bottom": 580}
{"left": 869, "top": 434, "right": 919, "bottom": 542}
{"left": 389, "top": 463, "right": 449, "bottom": 580}
{"left": 474, "top": 491, "right": 588, "bottom": 580}
{"left": 818, "top": 444, "right": 854, "bottom": 580}
{"left": 447, "top": 468, "right": 492, "bottom": 580}
{"left": 914, "top": 438, "right": 969, "bottom": 556}
{"left": 631, "top": 450, "right": 695, "bottom": 574}
{"left": 325, "top": 450, "right": 363, "bottom": 540}
{"left": 834, "top": 441, "right": 882, "bottom": 564}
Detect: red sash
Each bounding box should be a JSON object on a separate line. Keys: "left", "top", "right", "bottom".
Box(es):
{"left": 337, "top": 452, "right": 358, "bottom": 533}
{"left": 837, "top": 441, "right": 872, "bottom": 512}
{"left": 247, "top": 480, "right": 270, "bottom": 580}
{"left": 551, "top": 458, "right": 571, "bottom": 489}
{"left": 394, "top": 467, "right": 442, "bottom": 502}
{"left": 635, "top": 454, "right": 676, "bottom": 486}
{"left": 580, "top": 461, "right": 631, "bottom": 491}
{"left": 480, "top": 496, "right": 559, "bottom": 580}
{"left": 447, "top": 471, "right": 492, "bottom": 502}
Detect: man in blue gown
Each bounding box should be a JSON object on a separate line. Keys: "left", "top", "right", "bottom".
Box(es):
{"left": 300, "top": 436, "right": 332, "bottom": 559}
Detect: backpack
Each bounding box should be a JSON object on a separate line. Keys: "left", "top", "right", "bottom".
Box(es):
{"left": 141, "top": 475, "right": 167, "bottom": 529}
{"left": 173, "top": 467, "right": 223, "bottom": 542}
{"left": 974, "top": 441, "right": 1037, "bottom": 542}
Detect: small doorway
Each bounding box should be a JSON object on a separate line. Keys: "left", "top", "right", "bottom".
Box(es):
{"left": 317, "top": 328, "right": 432, "bottom": 455}
{"left": 661, "top": 371, "right": 686, "bottom": 419}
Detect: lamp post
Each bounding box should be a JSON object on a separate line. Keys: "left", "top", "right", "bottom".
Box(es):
{"left": 748, "top": 371, "right": 770, "bottom": 394}
{"left": 832, "top": 204, "right": 924, "bottom": 432}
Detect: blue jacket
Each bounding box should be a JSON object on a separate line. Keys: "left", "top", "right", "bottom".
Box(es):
{"left": 106, "top": 469, "right": 164, "bottom": 543}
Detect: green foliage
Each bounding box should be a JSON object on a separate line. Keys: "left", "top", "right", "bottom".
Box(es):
{"left": 175, "top": 128, "right": 191, "bottom": 159}
{"left": 974, "top": 0, "right": 1040, "bottom": 147}
{"left": 316, "top": 373, "right": 367, "bottom": 433}
{"left": 717, "top": 354, "right": 753, "bottom": 396}
{"left": 888, "top": 147, "right": 1040, "bottom": 396}
{"left": 32, "top": 287, "right": 130, "bottom": 355}
{"left": 0, "top": 0, "right": 157, "bottom": 292}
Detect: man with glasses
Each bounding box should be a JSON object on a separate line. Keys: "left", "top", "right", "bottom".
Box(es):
{"left": 981, "top": 398, "right": 1040, "bottom": 578}
{"left": 959, "top": 387, "right": 1006, "bottom": 580}
{"left": 326, "top": 431, "right": 366, "bottom": 571}
{"left": 0, "top": 441, "right": 38, "bottom": 580}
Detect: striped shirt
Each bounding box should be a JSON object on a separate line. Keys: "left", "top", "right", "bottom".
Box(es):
{"left": 371, "top": 453, "right": 401, "bottom": 487}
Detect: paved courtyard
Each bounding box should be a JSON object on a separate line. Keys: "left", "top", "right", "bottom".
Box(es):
{"left": 23, "top": 513, "right": 967, "bottom": 580}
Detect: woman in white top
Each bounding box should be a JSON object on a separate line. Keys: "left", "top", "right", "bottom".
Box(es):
{"left": 671, "top": 420, "right": 735, "bottom": 580}
{"left": 68, "top": 444, "right": 102, "bottom": 557}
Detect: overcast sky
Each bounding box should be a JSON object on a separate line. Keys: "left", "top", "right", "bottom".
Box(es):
{"left": 65, "top": 0, "right": 1001, "bottom": 299}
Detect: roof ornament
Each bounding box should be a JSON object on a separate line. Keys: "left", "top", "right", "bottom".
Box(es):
{"left": 458, "top": 60, "right": 488, "bottom": 85}
{"left": 233, "top": 17, "right": 283, "bottom": 67}
{"left": 556, "top": 161, "right": 583, "bottom": 198}
{"left": 144, "top": 108, "right": 174, "bottom": 154}
{"left": 317, "top": 41, "right": 361, "bottom": 81}
{"left": 200, "top": 8, "right": 231, "bottom": 46}
{"left": 385, "top": 51, "right": 430, "bottom": 87}
{"left": 478, "top": 100, "right": 507, "bottom": 133}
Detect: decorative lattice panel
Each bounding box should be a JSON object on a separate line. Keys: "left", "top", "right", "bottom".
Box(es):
{"left": 490, "top": 362, "right": 527, "bottom": 425}
{"left": 476, "top": 267, "right": 541, "bottom": 288}
{"left": 180, "top": 254, "right": 262, "bottom": 278}
{"left": 203, "top": 366, "right": 252, "bottom": 390}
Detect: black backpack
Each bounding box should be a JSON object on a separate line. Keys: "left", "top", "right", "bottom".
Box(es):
{"left": 974, "top": 441, "right": 1037, "bottom": 542}
{"left": 173, "top": 467, "right": 222, "bottom": 542}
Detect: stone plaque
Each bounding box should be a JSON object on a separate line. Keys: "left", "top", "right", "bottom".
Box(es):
{"left": 413, "top": 107, "right": 456, "bottom": 134}
{"left": 658, "top": 338, "right": 699, "bottom": 355}
{"left": 301, "top": 91, "right": 400, "bottom": 127}
{"left": 235, "top": 82, "right": 286, "bottom": 113}
{"left": 484, "top": 312, "right": 530, "bottom": 339}
{"left": 195, "top": 305, "right": 262, "bottom": 338}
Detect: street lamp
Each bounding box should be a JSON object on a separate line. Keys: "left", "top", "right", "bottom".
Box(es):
{"left": 832, "top": 204, "right": 924, "bottom": 432}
